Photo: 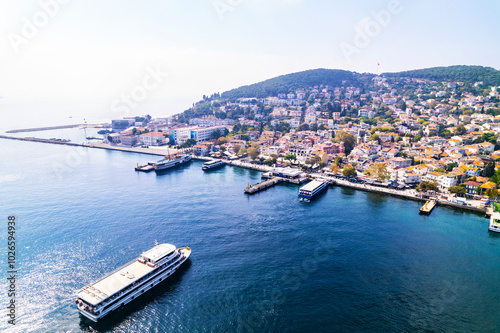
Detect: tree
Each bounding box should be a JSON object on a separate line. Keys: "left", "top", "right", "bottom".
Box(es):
{"left": 449, "top": 185, "right": 466, "bottom": 196}
{"left": 248, "top": 147, "right": 259, "bottom": 160}
{"left": 330, "top": 163, "right": 340, "bottom": 174}
{"left": 484, "top": 161, "right": 495, "bottom": 177}
{"left": 284, "top": 154, "right": 296, "bottom": 161}
{"left": 217, "top": 137, "right": 227, "bottom": 145}
{"left": 179, "top": 138, "right": 197, "bottom": 148}
{"left": 238, "top": 148, "right": 247, "bottom": 156}
{"left": 334, "top": 130, "right": 356, "bottom": 154}
{"left": 446, "top": 162, "right": 458, "bottom": 172}
{"left": 455, "top": 124, "right": 466, "bottom": 135}
{"left": 486, "top": 188, "right": 499, "bottom": 201}
{"left": 311, "top": 155, "right": 321, "bottom": 167}
{"left": 416, "top": 181, "right": 438, "bottom": 192}
{"left": 364, "top": 163, "right": 390, "bottom": 181}
{"left": 334, "top": 156, "right": 343, "bottom": 166}
{"left": 343, "top": 165, "right": 357, "bottom": 178}
{"left": 233, "top": 144, "right": 241, "bottom": 154}
{"left": 369, "top": 133, "right": 381, "bottom": 144}
{"left": 320, "top": 153, "right": 329, "bottom": 168}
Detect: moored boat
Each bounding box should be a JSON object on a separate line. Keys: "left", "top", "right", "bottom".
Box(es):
{"left": 298, "top": 180, "right": 329, "bottom": 201}
{"left": 202, "top": 159, "right": 225, "bottom": 171}
{"left": 489, "top": 212, "right": 500, "bottom": 233}
{"left": 154, "top": 154, "right": 192, "bottom": 172}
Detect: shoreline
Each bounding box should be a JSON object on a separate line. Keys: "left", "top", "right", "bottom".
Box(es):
{"left": 0, "top": 134, "right": 488, "bottom": 215}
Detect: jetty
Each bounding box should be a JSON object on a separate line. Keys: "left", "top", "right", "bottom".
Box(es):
{"left": 5, "top": 124, "right": 103, "bottom": 133}
{"left": 419, "top": 200, "right": 437, "bottom": 215}
{"left": 244, "top": 177, "right": 282, "bottom": 194}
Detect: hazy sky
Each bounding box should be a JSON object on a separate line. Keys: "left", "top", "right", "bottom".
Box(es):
{"left": 1, "top": 0, "right": 499, "bottom": 121}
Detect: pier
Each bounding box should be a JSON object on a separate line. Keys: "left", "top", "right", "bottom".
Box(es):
{"left": 5, "top": 124, "right": 103, "bottom": 133}
{"left": 420, "top": 200, "right": 437, "bottom": 215}
{"left": 244, "top": 177, "right": 283, "bottom": 194}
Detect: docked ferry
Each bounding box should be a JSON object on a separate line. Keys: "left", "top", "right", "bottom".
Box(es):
{"left": 76, "top": 243, "right": 191, "bottom": 322}
{"left": 298, "top": 180, "right": 329, "bottom": 201}
{"left": 202, "top": 159, "right": 225, "bottom": 171}
{"left": 154, "top": 154, "right": 192, "bottom": 172}
{"left": 489, "top": 213, "right": 500, "bottom": 233}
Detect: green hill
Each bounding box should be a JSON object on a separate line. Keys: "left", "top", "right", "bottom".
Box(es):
{"left": 221, "top": 68, "right": 371, "bottom": 100}
{"left": 382, "top": 65, "right": 500, "bottom": 86}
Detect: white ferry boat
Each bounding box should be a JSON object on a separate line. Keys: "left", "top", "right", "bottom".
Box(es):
{"left": 154, "top": 154, "right": 192, "bottom": 172}
{"left": 202, "top": 159, "right": 225, "bottom": 171}
{"left": 298, "top": 180, "right": 329, "bottom": 201}
{"left": 489, "top": 212, "right": 500, "bottom": 233}
{"left": 76, "top": 243, "right": 191, "bottom": 322}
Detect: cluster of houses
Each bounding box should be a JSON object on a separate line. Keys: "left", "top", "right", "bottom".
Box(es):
{"left": 106, "top": 75, "right": 500, "bottom": 197}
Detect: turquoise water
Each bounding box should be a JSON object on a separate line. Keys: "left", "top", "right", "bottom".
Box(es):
{"left": 1, "top": 130, "right": 500, "bottom": 332}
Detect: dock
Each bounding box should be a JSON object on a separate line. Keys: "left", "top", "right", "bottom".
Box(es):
{"left": 244, "top": 177, "right": 283, "bottom": 194}
{"left": 135, "top": 163, "right": 155, "bottom": 172}
{"left": 420, "top": 200, "right": 437, "bottom": 215}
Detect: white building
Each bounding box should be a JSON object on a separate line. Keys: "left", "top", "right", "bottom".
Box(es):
{"left": 139, "top": 132, "right": 166, "bottom": 146}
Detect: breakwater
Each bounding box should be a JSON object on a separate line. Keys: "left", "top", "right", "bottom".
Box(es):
{"left": 5, "top": 124, "right": 90, "bottom": 133}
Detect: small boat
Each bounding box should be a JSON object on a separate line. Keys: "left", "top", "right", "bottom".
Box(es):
{"left": 489, "top": 213, "right": 500, "bottom": 233}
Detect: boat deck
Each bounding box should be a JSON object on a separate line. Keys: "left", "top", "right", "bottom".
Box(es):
{"left": 300, "top": 180, "right": 325, "bottom": 192}
{"left": 78, "top": 259, "right": 154, "bottom": 306}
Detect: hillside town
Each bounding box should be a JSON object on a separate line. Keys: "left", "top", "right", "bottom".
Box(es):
{"left": 107, "top": 75, "right": 500, "bottom": 203}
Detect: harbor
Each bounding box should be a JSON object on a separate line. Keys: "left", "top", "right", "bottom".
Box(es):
{"left": 0, "top": 133, "right": 488, "bottom": 215}
{"left": 3, "top": 130, "right": 500, "bottom": 333}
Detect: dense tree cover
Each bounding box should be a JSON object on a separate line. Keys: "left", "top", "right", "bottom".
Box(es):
{"left": 383, "top": 65, "right": 500, "bottom": 87}
{"left": 333, "top": 130, "right": 356, "bottom": 154}
{"left": 221, "top": 69, "right": 370, "bottom": 99}
{"left": 484, "top": 161, "right": 495, "bottom": 177}
{"left": 342, "top": 165, "right": 357, "bottom": 177}
{"left": 416, "top": 181, "right": 438, "bottom": 192}
{"left": 179, "top": 138, "right": 197, "bottom": 148}
{"left": 364, "top": 162, "right": 389, "bottom": 181}
{"left": 449, "top": 185, "right": 466, "bottom": 196}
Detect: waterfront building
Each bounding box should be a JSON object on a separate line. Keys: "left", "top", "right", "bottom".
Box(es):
{"left": 140, "top": 132, "right": 166, "bottom": 146}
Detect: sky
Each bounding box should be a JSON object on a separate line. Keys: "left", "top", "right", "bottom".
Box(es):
{"left": 0, "top": 0, "right": 499, "bottom": 124}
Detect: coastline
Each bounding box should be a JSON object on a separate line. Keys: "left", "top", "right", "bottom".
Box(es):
{"left": 0, "top": 134, "right": 488, "bottom": 215}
